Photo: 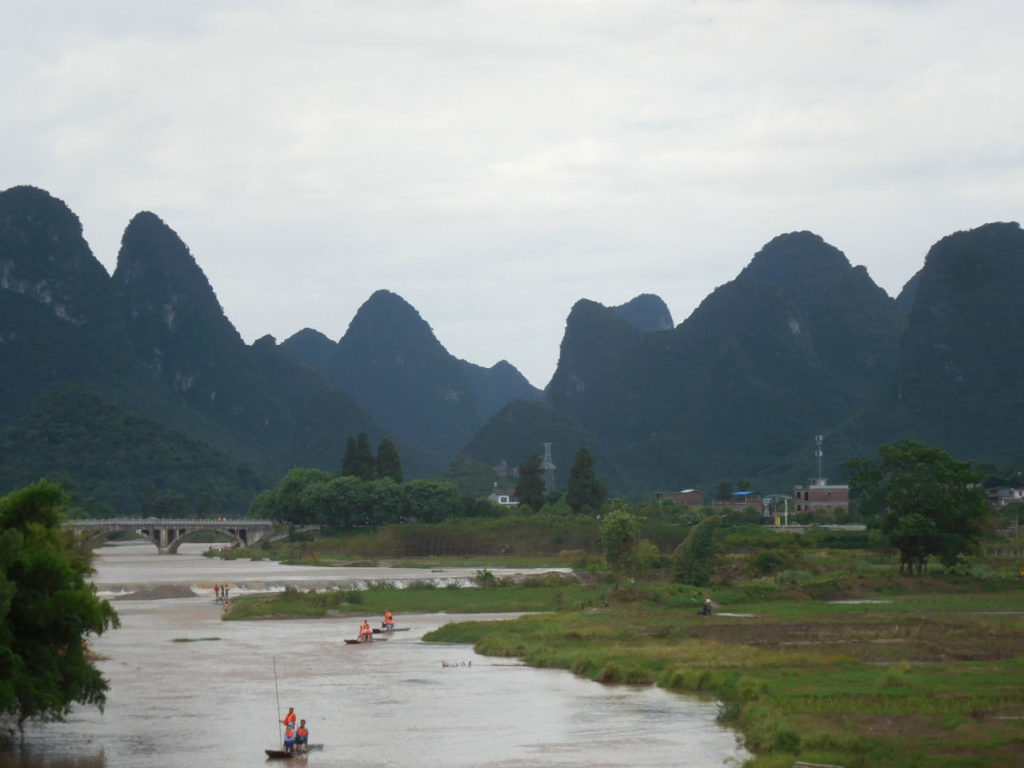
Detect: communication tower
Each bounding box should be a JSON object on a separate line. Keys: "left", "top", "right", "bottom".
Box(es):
{"left": 541, "top": 442, "right": 556, "bottom": 490}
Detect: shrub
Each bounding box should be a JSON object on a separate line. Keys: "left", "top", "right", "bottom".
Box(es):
{"left": 660, "top": 666, "right": 716, "bottom": 691}
{"left": 672, "top": 515, "right": 719, "bottom": 586}
{"left": 748, "top": 547, "right": 804, "bottom": 576}
{"left": 637, "top": 539, "right": 667, "bottom": 571}
{"left": 474, "top": 568, "right": 498, "bottom": 588}
{"left": 739, "top": 703, "right": 800, "bottom": 753}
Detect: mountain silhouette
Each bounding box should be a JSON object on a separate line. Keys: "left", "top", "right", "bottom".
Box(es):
{"left": 2, "top": 184, "right": 1021, "bottom": 509}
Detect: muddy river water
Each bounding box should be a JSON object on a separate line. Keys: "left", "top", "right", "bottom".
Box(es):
{"left": 1, "top": 542, "right": 749, "bottom": 768}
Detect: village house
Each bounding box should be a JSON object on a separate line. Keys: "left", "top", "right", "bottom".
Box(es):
{"left": 792, "top": 477, "right": 850, "bottom": 516}
{"left": 713, "top": 490, "right": 764, "bottom": 511}
{"left": 987, "top": 486, "right": 1024, "bottom": 508}
{"left": 488, "top": 485, "right": 519, "bottom": 507}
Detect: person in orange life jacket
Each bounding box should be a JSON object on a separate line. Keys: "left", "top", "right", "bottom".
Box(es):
{"left": 282, "top": 706, "right": 297, "bottom": 727}
{"left": 359, "top": 620, "right": 373, "bottom": 641}
{"left": 295, "top": 719, "right": 309, "bottom": 752}
{"left": 283, "top": 723, "right": 296, "bottom": 753}
{"left": 383, "top": 610, "right": 394, "bottom": 629}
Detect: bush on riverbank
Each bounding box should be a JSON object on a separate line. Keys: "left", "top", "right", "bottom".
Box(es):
{"left": 225, "top": 577, "right": 609, "bottom": 621}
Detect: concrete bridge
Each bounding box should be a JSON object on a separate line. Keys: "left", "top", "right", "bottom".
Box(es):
{"left": 63, "top": 518, "right": 275, "bottom": 554}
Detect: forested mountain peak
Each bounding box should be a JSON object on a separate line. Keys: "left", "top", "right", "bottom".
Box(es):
{"left": 919, "top": 221, "right": 1022, "bottom": 275}
{"left": 897, "top": 220, "right": 1024, "bottom": 399}
{"left": 340, "top": 288, "right": 438, "bottom": 351}
{"left": 108, "top": 209, "right": 292, "bottom": 456}
{"left": 112, "top": 210, "right": 244, "bottom": 351}
{"left": 546, "top": 298, "right": 646, "bottom": 405}
{"left": 0, "top": 185, "right": 115, "bottom": 326}
{"left": 613, "top": 293, "right": 674, "bottom": 332}
{"left": 841, "top": 220, "right": 1024, "bottom": 468}
{"left": 328, "top": 288, "right": 485, "bottom": 467}
{"left": 279, "top": 327, "right": 337, "bottom": 369}
{"left": 737, "top": 230, "right": 858, "bottom": 312}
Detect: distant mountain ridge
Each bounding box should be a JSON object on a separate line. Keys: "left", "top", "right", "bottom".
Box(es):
{"left": 0, "top": 186, "right": 537, "bottom": 511}
{"left": 2, "top": 183, "right": 1021, "bottom": 511}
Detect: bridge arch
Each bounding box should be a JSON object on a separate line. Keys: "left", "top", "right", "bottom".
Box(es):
{"left": 63, "top": 519, "right": 275, "bottom": 554}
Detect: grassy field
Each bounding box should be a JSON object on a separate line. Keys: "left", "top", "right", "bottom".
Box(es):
{"left": 224, "top": 551, "right": 1024, "bottom": 767}
{"left": 422, "top": 578, "right": 1024, "bottom": 768}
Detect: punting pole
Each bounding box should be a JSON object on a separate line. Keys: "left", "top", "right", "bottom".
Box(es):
{"left": 273, "top": 656, "right": 282, "bottom": 745}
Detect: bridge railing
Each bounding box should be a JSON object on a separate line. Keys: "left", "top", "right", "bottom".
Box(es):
{"left": 63, "top": 518, "right": 275, "bottom": 529}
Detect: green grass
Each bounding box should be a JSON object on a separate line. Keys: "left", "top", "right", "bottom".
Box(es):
{"left": 225, "top": 576, "right": 608, "bottom": 621}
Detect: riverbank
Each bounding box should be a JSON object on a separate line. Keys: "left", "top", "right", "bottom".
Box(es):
{"left": 228, "top": 573, "right": 1024, "bottom": 768}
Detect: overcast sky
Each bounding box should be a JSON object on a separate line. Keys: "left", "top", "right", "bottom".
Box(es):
{"left": 4, "top": 1, "right": 1021, "bottom": 387}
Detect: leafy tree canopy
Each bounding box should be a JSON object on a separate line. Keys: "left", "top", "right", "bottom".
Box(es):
{"left": 844, "top": 439, "right": 990, "bottom": 572}
{"left": 254, "top": 469, "right": 461, "bottom": 528}
{"left": 599, "top": 502, "right": 641, "bottom": 590}
{"left": 0, "top": 481, "right": 119, "bottom": 731}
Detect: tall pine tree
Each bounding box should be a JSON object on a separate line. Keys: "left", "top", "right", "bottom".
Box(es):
{"left": 515, "top": 454, "right": 546, "bottom": 511}
{"left": 376, "top": 438, "right": 403, "bottom": 483}
{"left": 566, "top": 446, "right": 606, "bottom": 515}
{"left": 341, "top": 432, "right": 376, "bottom": 481}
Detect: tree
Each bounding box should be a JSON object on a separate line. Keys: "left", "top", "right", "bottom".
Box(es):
{"left": 341, "top": 432, "right": 375, "bottom": 481}
{"left": 404, "top": 480, "right": 461, "bottom": 524}
{"left": 599, "top": 503, "right": 641, "bottom": 590}
{"left": 672, "top": 515, "right": 719, "bottom": 586}
{"left": 887, "top": 513, "right": 939, "bottom": 575}
{"left": 264, "top": 467, "right": 332, "bottom": 524}
{"left": 565, "top": 447, "right": 607, "bottom": 515}
{"left": 515, "top": 454, "right": 546, "bottom": 511}
{"left": 0, "top": 482, "right": 119, "bottom": 730}
{"left": 324, "top": 475, "right": 367, "bottom": 529}
{"left": 375, "top": 438, "right": 403, "bottom": 484}
{"left": 716, "top": 481, "right": 733, "bottom": 501}
{"left": 845, "top": 440, "right": 990, "bottom": 573}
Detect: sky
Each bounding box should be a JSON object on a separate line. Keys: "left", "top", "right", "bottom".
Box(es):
{"left": 3, "top": 1, "right": 1022, "bottom": 388}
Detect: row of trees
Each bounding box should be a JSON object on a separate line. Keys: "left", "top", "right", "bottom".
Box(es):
{"left": 252, "top": 468, "right": 497, "bottom": 528}
{"left": 340, "top": 433, "right": 402, "bottom": 483}
{"left": 514, "top": 446, "right": 607, "bottom": 514}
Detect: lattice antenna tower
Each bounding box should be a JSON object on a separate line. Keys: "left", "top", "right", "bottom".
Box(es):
{"left": 541, "top": 442, "right": 556, "bottom": 490}
{"left": 815, "top": 434, "right": 824, "bottom": 480}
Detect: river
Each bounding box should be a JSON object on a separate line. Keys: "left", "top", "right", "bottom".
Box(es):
{"left": 1, "top": 541, "right": 749, "bottom": 767}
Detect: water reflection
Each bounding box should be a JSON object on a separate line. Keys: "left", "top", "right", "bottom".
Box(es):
{"left": 1, "top": 543, "right": 748, "bottom": 768}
